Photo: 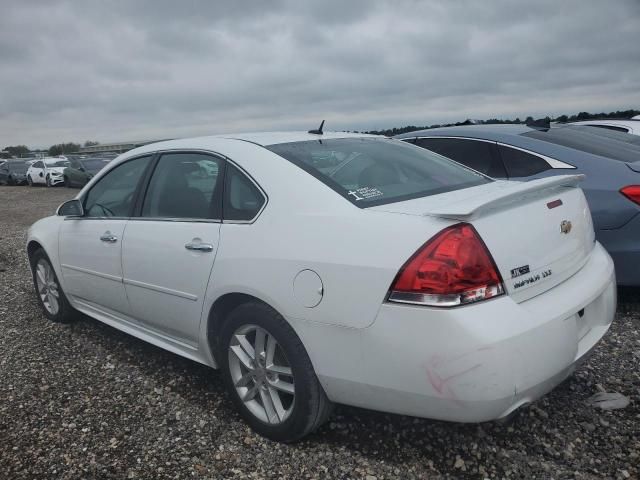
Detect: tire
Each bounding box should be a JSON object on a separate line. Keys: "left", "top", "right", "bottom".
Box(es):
{"left": 29, "top": 248, "right": 78, "bottom": 323}
{"left": 7, "top": 176, "right": 14, "bottom": 186}
{"left": 27, "top": 175, "right": 33, "bottom": 187}
{"left": 63, "top": 176, "right": 70, "bottom": 188}
{"left": 219, "top": 302, "right": 332, "bottom": 442}
{"left": 45, "top": 175, "right": 51, "bottom": 187}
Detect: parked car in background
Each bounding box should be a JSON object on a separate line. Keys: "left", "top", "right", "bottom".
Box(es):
{"left": 568, "top": 119, "right": 639, "bottom": 135}
{"left": 27, "top": 157, "right": 71, "bottom": 187}
{"left": 557, "top": 124, "right": 640, "bottom": 147}
{"left": 0, "top": 160, "right": 29, "bottom": 185}
{"left": 63, "top": 157, "right": 110, "bottom": 188}
{"left": 27, "top": 132, "right": 615, "bottom": 441}
{"left": 395, "top": 124, "right": 640, "bottom": 286}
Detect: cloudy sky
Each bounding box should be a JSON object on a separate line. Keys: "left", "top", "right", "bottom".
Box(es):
{"left": 1, "top": 0, "right": 639, "bottom": 148}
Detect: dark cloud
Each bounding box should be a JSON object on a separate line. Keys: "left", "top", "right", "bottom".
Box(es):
{"left": 1, "top": 0, "right": 639, "bottom": 147}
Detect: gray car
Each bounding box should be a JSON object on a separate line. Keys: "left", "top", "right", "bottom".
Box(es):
{"left": 395, "top": 124, "right": 640, "bottom": 286}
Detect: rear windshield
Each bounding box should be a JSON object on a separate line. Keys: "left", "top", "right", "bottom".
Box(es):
{"left": 45, "top": 159, "right": 71, "bottom": 167}
{"left": 267, "top": 137, "right": 489, "bottom": 207}
{"left": 82, "top": 159, "right": 108, "bottom": 171}
{"left": 523, "top": 128, "right": 640, "bottom": 163}
{"left": 7, "top": 162, "right": 27, "bottom": 173}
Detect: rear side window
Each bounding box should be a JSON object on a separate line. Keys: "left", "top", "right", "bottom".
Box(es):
{"left": 142, "top": 153, "right": 223, "bottom": 220}
{"left": 223, "top": 164, "right": 265, "bottom": 221}
{"left": 415, "top": 138, "right": 507, "bottom": 178}
{"left": 267, "top": 138, "right": 489, "bottom": 207}
{"left": 498, "top": 146, "right": 551, "bottom": 177}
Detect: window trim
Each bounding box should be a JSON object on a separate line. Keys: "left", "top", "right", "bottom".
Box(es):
{"left": 408, "top": 136, "right": 576, "bottom": 171}
{"left": 130, "top": 148, "right": 267, "bottom": 225}
{"left": 495, "top": 142, "right": 576, "bottom": 170}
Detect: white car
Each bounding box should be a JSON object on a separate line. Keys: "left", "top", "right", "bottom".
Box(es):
{"left": 26, "top": 131, "right": 616, "bottom": 441}
{"left": 27, "top": 157, "right": 71, "bottom": 186}
{"left": 569, "top": 119, "right": 639, "bottom": 135}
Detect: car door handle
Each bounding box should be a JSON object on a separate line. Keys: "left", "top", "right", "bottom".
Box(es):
{"left": 100, "top": 232, "right": 118, "bottom": 243}
{"left": 185, "top": 241, "right": 214, "bottom": 252}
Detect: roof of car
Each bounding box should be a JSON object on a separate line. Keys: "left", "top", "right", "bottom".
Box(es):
{"left": 219, "top": 131, "right": 379, "bottom": 146}
{"left": 394, "top": 124, "right": 535, "bottom": 142}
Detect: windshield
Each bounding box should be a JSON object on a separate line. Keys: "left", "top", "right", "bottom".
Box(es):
{"left": 81, "top": 159, "right": 108, "bottom": 172}
{"left": 267, "top": 137, "right": 489, "bottom": 207}
{"left": 45, "top": 159, "right": 71, "bottom": 167}
{"left": 523, "top": 128, "right": 640, "bottom": 163}
{"left": 7, "top": 162, "right": 27, "bottom": 173}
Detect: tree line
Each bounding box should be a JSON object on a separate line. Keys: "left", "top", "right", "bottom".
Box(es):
{"left": 3, "top": 108, "right": 639, "bottom": 156}
{"left": 2, "top": 140, "right": 99, "bottom": 157}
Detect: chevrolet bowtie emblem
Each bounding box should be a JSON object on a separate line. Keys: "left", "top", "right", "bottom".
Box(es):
{"left": 560, "top": 220, "right": 572, "bottom": 234}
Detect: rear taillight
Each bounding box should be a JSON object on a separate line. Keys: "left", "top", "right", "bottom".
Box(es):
{"left": 620, "top": 185, "right": 640, "bottom": 206}
{"left": 388, "top": 223, "right": 504, "bottom": 307}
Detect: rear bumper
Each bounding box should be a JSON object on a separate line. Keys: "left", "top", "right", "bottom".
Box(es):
{"left": 597, "top": 212, "right": 640, "bottom": 286}
{"left": 317, "top": 242, "right": 616, "bottom": 422}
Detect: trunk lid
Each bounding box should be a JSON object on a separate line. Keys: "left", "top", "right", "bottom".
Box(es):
{"left": 371, "top": 175, "right": 595, "bottom": 303}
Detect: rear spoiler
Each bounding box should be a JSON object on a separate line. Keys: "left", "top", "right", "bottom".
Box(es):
{"left": 627, "top": 161, "right": 640, "bottom": 173}
{"left": 426, "top": 174, "right": 585, "bottom": 220}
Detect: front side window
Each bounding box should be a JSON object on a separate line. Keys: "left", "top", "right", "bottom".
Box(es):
{"left": 33, "top": 161, "right": 43, "bottom": 169}
{"left": 141, "top": 153, "right": 223, "bottom": 220}
{"left": 415, "top": 138, "right": 507, "bottom": 178}
{"left": 498, "top": 145, "right": 551, "bottom": 177}
{"left": 267, "top": 138, "right": 489, "bottom": 207}
{"left": 84, "top": 155, "right": 152, "bottom": 218}
{"left": 223, "top": 164, "right": 265, "bottom": 221}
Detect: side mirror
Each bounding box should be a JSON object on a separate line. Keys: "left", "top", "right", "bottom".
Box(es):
{"left": 39, "top": 172, "right": 43, "bottom": 177}
{"left": 57, "top": 199, "right": 84, "bottom": 217}
{"left": 78, "top": 166, "right": 85, "bottom": 172}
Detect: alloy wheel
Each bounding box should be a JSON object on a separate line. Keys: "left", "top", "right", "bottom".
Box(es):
{"left": 228, "top": 324, "right": 295, "bottom": 425}
{"left": 35, "top": 259, "right": 60, "bottom": 315}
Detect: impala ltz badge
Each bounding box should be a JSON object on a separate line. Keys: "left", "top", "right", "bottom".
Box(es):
{"left": 560, "top": 220, "right": 572, "bottom": 234}
{"left": 510, "top": 265, "right": 530, "bottom": 278}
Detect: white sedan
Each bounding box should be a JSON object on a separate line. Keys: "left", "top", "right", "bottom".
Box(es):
{"left": 27, "top": 131, "right": 616, "bottom": 441}
{"left": 27, "top": 157, "right": 70, "bottom": 186}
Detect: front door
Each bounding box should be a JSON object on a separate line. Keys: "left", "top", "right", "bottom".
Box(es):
{"left": 30, "top": 161, "right": 46, "bottom": 184}
{"left": 122, "top": 152, "right": 224, "bottom": 345}
{"left": 59, "top": 155, "right": 153, "bottom": 314}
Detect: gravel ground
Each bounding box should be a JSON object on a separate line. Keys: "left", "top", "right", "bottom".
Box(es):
{"left": 0, "top": 186, "right": 638, "bottom": 480}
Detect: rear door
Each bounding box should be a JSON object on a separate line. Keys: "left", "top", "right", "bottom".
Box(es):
{"left": 121, "top": 152, "right": 225, "bottom": 346}
{"left": 59, "top": 155, "right": 153, "bottom": 314}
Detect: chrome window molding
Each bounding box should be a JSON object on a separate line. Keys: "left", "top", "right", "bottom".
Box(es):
{"left": 77, "top": 148, "right": 269, "bottom": 225}
{"left": 495, "top": 142, "right": 576, "bottom": 169}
